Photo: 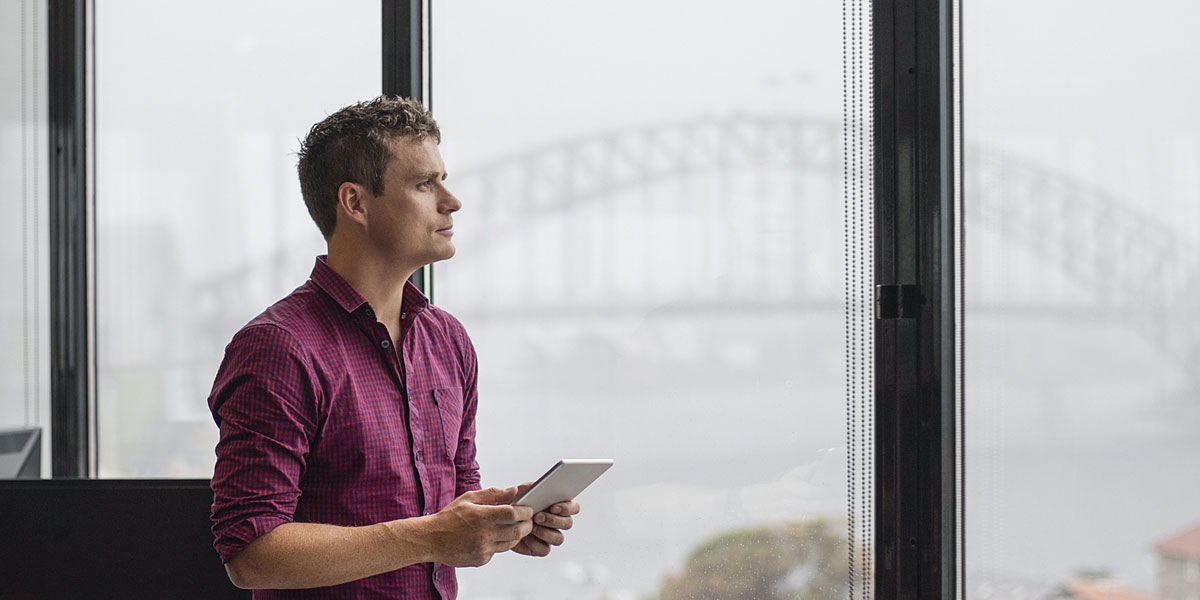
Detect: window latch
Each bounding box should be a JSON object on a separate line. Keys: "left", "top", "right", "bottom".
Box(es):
{"left": 875, "top": 284, "right": 922, "bottom": 319}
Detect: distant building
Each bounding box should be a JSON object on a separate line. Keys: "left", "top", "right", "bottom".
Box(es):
{"left": 1047, "top": 578, "right": 1162, "bottom": 600}
{"left": 1156, "top": 522, "right": 1200, "bottom": 600}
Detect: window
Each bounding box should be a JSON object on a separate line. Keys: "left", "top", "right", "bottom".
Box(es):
{"left": 965, "top": 1, "right": 1200, "bottom": 597}
{"left": 94, "top": 0, "right": 381, "bottom": 476}
{"left": 0, "top": 0, "right": 50, "bottom": 476}
{"left": 432, "top": 2, "right": 863, "bottom": 597}
{"left": 2, "top": 1, "right": 974, "bottom": 595}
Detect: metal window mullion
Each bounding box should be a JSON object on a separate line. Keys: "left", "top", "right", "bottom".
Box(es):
{"left": 382, "top": 0, "right": 432, "bottom": 296}
{"left": 873, "top": 0, "right": 961, "bottom": 597}
{"left": 48, "top": 0, "right": 91, "bottom": 478}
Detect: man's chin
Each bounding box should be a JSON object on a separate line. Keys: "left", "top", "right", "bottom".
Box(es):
{"left": 428, "top": 246, "right": 456, "bottom": 264}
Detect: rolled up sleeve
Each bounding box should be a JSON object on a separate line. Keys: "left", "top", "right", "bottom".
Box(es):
{"left": 208, "top": 324, "right": 319, "bottom": 563}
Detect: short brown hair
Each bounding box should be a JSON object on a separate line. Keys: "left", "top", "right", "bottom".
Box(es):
{"left": 297, "top": 96, "right": 441, "bottom": 239}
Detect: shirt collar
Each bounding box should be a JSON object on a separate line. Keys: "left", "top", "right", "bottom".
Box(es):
{"left": 310, "top": 255, "right": 430, "bottom": 317}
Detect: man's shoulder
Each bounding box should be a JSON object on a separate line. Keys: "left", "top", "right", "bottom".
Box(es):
{"left": 418, "top": 304, "right": 472, "bottom": 339}
{"left": 233, "top": 281, "right": 344, "bottom": 352}
{"left": 420, "top": 303, "right": 466, "bottom": 331}
{"left": 416, "top": 304, "right": 476, "bottom": 355}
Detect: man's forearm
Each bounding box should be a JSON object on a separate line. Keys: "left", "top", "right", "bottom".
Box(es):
{"left": 224, "top": 487, "right": 535, "bottom": 590}
{"left": 224, "top": 518, "right": 433, "bottom": 590}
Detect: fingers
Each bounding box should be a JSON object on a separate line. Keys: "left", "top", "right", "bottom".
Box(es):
{"left": 439, "top": 490, "right": 581, "bottom": 564}
{"left": 530, "top": 499, "right": 578, "bottom": 530}
{"left": 473, "top": 503, "right": 533, "bottom": 549}
{"left": 495, "top": 504, "right": 534, "bottom": 523}
{"left": 517, "top": 535, "right": 553, "bottom": 557}
{"left": 517, "top": 517, "right": 535, "bottom": 539}
{"left": 529, "top": 524, "right": 565, "bottom": 546}
{"left": 533, "top": 511, "right": 573, "bottom": 531}
{"left": 434, "top": 491, "right": 540, "bottom": 567}
{"left": 509, "top": 524, "right": 561, "bottom": 557}
{"left": 489, "top": 521, "right": 534, "bottom": 550}
{"left": 549, "top": 500, "right": 581, "bottom": 516}
{"left": 464, "top": 486, "right": 523, "bottom": 506}
{"left": 460, "top": 498, "right": 533, "bottom": 524}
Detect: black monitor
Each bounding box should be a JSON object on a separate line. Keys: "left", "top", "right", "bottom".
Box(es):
{"left": 0, "top": 427, "right": 40, "bottom": 478}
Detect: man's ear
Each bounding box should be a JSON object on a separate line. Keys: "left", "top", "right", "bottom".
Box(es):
{"left": 336, "top": 182, "right": 370, "bottom": 229}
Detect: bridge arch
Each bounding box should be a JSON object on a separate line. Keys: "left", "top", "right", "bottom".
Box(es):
{"left": 194, "top": 114, "right": 1200, "bottom": 367}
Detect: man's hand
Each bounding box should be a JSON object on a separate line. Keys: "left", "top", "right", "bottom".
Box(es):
{"left": 423, "top": 487, "right": 535, "bottom": 567}
{"left": 510, "top": 482, "right": 581, "bottom": 558}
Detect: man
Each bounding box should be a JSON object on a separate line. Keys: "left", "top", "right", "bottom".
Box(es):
{"left": 208, "top": 96, "right": 579, "bottom": 598}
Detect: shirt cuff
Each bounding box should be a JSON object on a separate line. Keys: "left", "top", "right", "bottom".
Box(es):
{"left": 213, "top": 513, "right": 293, "bottom": 564}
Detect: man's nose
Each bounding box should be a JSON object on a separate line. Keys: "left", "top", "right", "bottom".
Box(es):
{"left": 441, "top": 188, "right": 462, "bottom": 213}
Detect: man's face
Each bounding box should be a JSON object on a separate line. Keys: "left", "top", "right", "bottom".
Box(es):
{"left": 364, "top": 136, "right": 461, "bottom": 268}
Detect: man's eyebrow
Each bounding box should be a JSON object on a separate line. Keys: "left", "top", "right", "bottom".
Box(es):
{"left": 412, "top": 170, "right": 446, "bottom": 181}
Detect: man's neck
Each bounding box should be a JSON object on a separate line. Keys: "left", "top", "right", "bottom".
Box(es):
{"left": 325, "top": 246, "right": 417, "bottom": 339}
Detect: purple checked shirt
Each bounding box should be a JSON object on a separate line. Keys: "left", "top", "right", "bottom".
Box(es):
{"left": 209, "top": 256, "right": 481, "bottom": 599}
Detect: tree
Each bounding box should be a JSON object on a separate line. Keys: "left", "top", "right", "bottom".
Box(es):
{"left": 657, "top": 518, "right": 851, "bottom": 600}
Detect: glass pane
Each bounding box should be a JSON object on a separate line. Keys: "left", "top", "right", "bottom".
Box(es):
{"left": 432, "top": 2, "right": 863, "bottom": 598}
{"left": 95, "top": 0, "right": 380, "bottom": 477}
{"left": 0, "top": 0, "right": 49, "bottom": 477}
{"left": 965, "top": 2, "right": 1200, "bottom": 598}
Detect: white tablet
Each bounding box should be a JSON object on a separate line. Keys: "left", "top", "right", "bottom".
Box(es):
{"left": 513, "top": 459, "right": 614, "bottom": 514}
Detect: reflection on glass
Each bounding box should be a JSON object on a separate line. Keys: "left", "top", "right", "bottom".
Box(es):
{"left": 965, "top": 1, "right": 1200, "bottom": 598}
{"left": 432, "top": 1, "right": 856, "bottom": 597}
{"left": 94, "top": 1, "right": 379, "bottom": 477}
{"left": 0, "top": 0, "right": 49, "bottom": 475}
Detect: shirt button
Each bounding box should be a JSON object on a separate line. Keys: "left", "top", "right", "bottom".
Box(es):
{"left": 380, "top": 340, "right": 390, "bottom": 349}
{"left": 415, "top": 450, "right": 423, "bottom": 462}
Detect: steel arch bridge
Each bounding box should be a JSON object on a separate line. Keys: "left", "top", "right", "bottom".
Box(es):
{"left": 965, "top": 145, "right": 1200, "bottom": 364}
{"left": 192, "top": 114, "right": 1200, "bottom": 368}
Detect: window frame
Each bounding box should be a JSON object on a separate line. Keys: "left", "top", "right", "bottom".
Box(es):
{"left": 48, "top": 0, "right": 90, "bottom": 478}
{"left": 42, "top": 1, "right": 966, "bottom": 597}
{"left": 872, "top": 0, "right": 963, "bottom": 597}
{"left": 44, "top": 0, "right": 431, "bottom": 478}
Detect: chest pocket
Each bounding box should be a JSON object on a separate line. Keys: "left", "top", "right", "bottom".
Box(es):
{"left": 432, "top": 387, "right": 464, "bottom": 460}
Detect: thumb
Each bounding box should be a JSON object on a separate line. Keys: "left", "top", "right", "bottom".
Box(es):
{"left": 465, "top": 486, "right": 521, "bottom": 505}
